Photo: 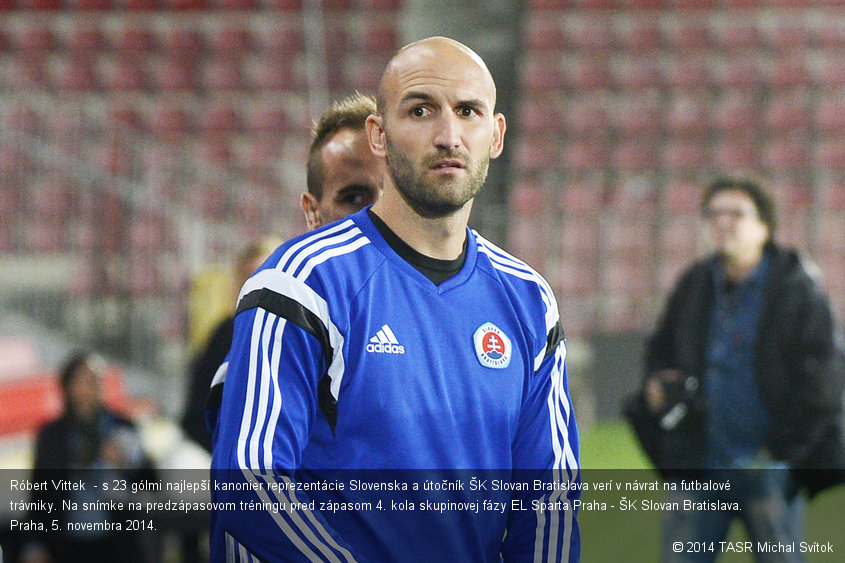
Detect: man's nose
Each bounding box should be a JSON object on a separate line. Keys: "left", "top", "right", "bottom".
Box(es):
{"left": 433, "top": 112, "right": 462, "bottom": 150}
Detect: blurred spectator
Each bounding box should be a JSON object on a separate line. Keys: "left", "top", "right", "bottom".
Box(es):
{"left": 29, "top": 351, "right": 154, "bottom": 563}
{"left": 300, "top": 92, "right": 385, "bottom": 230}
{"left": 627, "top": 177, "right": 845, "bottom": 562}
{"left": 180, "top": 237, "right": 281, "bottom": 452}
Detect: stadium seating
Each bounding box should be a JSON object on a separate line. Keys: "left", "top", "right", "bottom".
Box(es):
{"left": 2, "top": 0, "right": 844, "bottom": 343}
{"left": 514, "top": 2, "right": 845, "bottom": 333}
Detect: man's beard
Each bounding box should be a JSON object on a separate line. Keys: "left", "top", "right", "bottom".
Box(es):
{"left": 385, "top": 136, "right": 489, "bottom": 219}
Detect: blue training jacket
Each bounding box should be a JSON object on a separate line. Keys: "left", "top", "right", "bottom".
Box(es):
{"left": 207, "top": 207, "right": 580, "bottom": 562}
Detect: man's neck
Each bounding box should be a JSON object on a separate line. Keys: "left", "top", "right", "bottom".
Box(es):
{"left": 370, "top": 189, "right": 471, "bottom": 260}
{"left": 721, "top": 247, "right": 764, "bottom": 283}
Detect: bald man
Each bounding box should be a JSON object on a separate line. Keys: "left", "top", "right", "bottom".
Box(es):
{"left": 300, "top": 92, "right": 385, "bottom": 230}
{"left": 209, "top": 37, "right": 580, "bottom": 562}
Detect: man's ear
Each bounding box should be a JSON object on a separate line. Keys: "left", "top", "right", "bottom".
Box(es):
{"left": 300, "top": 192, "right": 323, "bottom": 230}
{"left": 489, "top": 113, "right": 506, "bottom": 159}
{"left": 366, "top": 114, "right": 387, "bottom": 158}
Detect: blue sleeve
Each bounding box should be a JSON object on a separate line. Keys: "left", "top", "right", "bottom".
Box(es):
{"left": 209, "top": 281, "right": 367, "bottom": 562}
{"left": 503, "top": 335, "right": 581, "bottom": 562}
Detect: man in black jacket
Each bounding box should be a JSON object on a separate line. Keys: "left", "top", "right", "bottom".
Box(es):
{"left": 635, "top": 178, "right": 844, "bottom": 562}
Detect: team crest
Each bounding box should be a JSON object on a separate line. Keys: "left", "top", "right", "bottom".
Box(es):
{"left": 473, "top": 323, "right": 512, "bottom": 369}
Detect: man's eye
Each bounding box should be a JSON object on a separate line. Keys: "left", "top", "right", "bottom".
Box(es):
{"left": 458, "top": 107, "right": 476, "bottom": 117}
{"left": 342, "top": 193, "right": 365, "bottom": 205}
{"left": 411, "top": 107, "right": 430, "bottom": 118}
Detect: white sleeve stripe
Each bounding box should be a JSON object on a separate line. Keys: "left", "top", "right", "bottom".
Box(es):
{"left": 237, "top": 309, "right": 265, "bottom": 473}
{"left": 277, "top": 219, "right": 356, "bottom": 270}
{"left": 270, "top": 474, "right": 358, "bottom": 562}
{"left": 286, "top": 227, "right": 363, "bottom": 277}
{"left": 262, "top": 318, "right": 285, "bottom": 470}
{"left": 478, "top": 244, "right": 560, "bottom": 334}
{"left": 251, "top": 314, "right": 276, "bottom": 470}
{"left": 238, "top": 469, "right": 326, "bottom": 561}
{"left": 295, "top": 236, "right": 370, "bottom": 282}
{"left": 211, "top": 360, "right": 228, "bottom": 388}
{"left": 237, "top": 268, "right": 347, "bottom": 403}
{"left": 536, "top": 344, "right": 578, "bottom": 562}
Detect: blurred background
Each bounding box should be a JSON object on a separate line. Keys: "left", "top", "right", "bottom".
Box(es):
{"left": 2, "top": 0, "right": 845, "bottom": 457}
{"left": 2, "top": 0, "right": 845, "bottom": 560}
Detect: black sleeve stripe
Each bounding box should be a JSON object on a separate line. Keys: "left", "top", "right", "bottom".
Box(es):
{"left": 206, "top": 382, "right": 224, "bottom": 413}
{"left": 544, "top": 320, "right": 565, "bottom": 359}
{"left": 236, "top": 288, "right": 339, "bottom": 433}
{"left": 237, "top": 288, "right": 332, "bottom": 367}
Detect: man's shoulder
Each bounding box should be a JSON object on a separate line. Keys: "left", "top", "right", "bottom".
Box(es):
{"left": 258, "top": 217, "right": 381, "bottom": 288}
{"left": 472, "top": 231, "right": 552, "bottom": 290}
{"left": 471, "top": 230, "right": 559, "bottom": 329}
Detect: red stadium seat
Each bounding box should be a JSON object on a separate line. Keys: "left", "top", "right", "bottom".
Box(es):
{"left": 64, "top": 24, "right": 106, "bottom": 53}
{"left": 813, "top": 95, "right": 845, "bottom": 132}
{"left": 712, "top": 92, "right": 759, "bottom": 133}
{"left": 559, "top": 179, "right": 605, "bottom": 213}
{"left": 768, "top": 56, "right": 810, "bottom": 88}
{"left": 661, "top": 139, "right": 710, "bottom": 172}
{"left": 768, "top": 20, "right": 810, "bottom": 49}
{"left": 712, "top": 17, "right": 763, "bottom": 50}
{"left": 612, "top": 55, "right": 661, "bottom": 90}
{"left": 209, "top": 25, "right": 254, "bottom": 54}
{"left": 509, "top": 181, "right": 548, "bottom": 215}
{"left": 664, "top": 17, "right": 712, "bottom": 50}
{"left": 612, "top": 140, "right": 658, "bottom": 171}
{"left": 715, "top": 57, "right": 763, "bottom": 90}
{"left": 513, "top": 135, "right": 558, "bottom": 172}
{"left": 566, "top": 17, "right": 613, "bottom": 52}
{"left": 662, "top": 180, "right": 701, "bottom": 214}
{"left": 103, "top": 55, "right": 149, "bottom": 91}
{"left": 54, "top": 56, "right": 100, "bottom": 91}
{"left": 14, "top": 24, "right": 56, "bottom": 51}
{"left": 762, "top": 92, "right": 810, "bottom": 132}
{"left": 663, "top": 56, "right": 711, "bottom": 89}
{"left": 243, "top": 102, "right": 288, "bottom": 134}
{"left": 612, "top": 93, "right": 660, "bottom": 136}
{"left": 664, "top": 93, "right": 709, "bottom": 136}
{"left": 615, "top": 17, "right": 661, "bottom": 51}
{"left": 563, "top": 139, "right": 610, "bottom": 172}
{"left": 812, "top": 138, "right": 845, "bottom": 170}
{"left": 259, "top": 0, "right": 303, "bottom": 8}
{"left": 147, "top": 103, "right": 193, "bottom": 136}
{"left": 565, "top": 56, "right": 612, "bottom": 90}
{"left": 153, "top": 58, "right": 198, "bottom": 91}
{"left": 522, "top": 56, "right": 565, "bottom": 92}
{"left": 201, "top": 57, "right": 245, "bottom": 91}
{"left": 525, "top": 21, "right": 567, "bottom": 52}
{"left": 562, "top": 94, "right": 610, "bottom": 136}
{"left": 244, "top": 54, "right": 299, "bottom": 90}
{"left": 361, "top": 24, "right": 399, "bottom": 54}
{"left": 199, "top": 103, "right": 242, "bottom": 133}
{"left": 256, "top": 26, "right": 305, "bottom": 54}
{"left": 712, "top": 134, "right": 759, "bottom": 169}
{"left": 162, "top": 27, "right": 204, "bottom": 55}
{"left": 762, "top": 135, "right": 810, "bottom": 171}
{"left": 112, "top": 25, "right": 157, "bottom": 52}
{"left": 105, "top": 103, "right": 143, "bottom": 131}
{"left": 517, "top": 95, "right": 562, "bottom": 135}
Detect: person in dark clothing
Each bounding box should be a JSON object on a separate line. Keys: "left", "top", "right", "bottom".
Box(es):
{"left": 180, "top": 237, "right": 281, "bottom": 452}
{"left": 628, "top": 177, "right": 845, "bottom": 562}
{"left": 29, "top": 351, "right": 152, "bottom": 563}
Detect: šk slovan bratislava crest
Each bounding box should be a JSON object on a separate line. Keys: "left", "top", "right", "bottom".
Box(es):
{"left": 473, "top": 322, "right": 512, "bottom": 369}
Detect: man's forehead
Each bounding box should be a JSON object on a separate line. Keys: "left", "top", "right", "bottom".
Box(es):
{"left": 381, "top": 37, "right": 496, "bottom": 107}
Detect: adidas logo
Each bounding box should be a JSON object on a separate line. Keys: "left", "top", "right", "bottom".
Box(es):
{"left": 366, "top": 324, "right": 405, "bottom": 355}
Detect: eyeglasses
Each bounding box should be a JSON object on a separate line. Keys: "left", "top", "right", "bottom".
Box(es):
{"left": 702, "top": 207, "right": 758, "bottom": 221}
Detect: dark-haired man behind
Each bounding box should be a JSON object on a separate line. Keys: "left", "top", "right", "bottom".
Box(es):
{"left": 300, "top": 92, "right": 384, "bottom": 230}
{"left": 636, "top": 178, "right": 845, "bottom": 562}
